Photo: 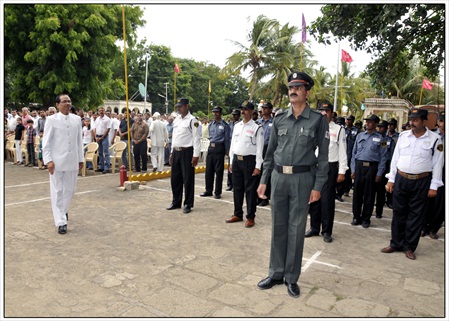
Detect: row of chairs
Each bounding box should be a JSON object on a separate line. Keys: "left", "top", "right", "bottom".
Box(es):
{"left": 5, "top": 134, "right": 131, "bottom": 177}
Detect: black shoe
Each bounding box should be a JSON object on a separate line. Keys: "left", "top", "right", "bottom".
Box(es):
{"left": 351, "top": 218, "right": 361, "bottom": 226}
{"left": 66, "top": 213, "right": 68, "bottom": 221}
{"left": 336, "top": 196, "right": 344, "bottom": 202}
{"left": 386, "top": 202, "right": 393, "bottom": 209}
{"left": 166, "top": 203, "right": 181, "bottom": 210}
{"left": 226, "top": 187, "right": 233, "bottom": 191}
{"left": 362, "top": 221, "right": 370, "bottom": 228}
{"left": 344, "top": 192, "right": 350, "bottom": 197}
{"left": 102, "top": 170, "right": 109, "bottom": 174}
{"left": 285, "top": 282, "right": 300, "bottom": 298}
{"left": 200, "top": 192, "right": 213, "bottom": 197}
{"left": 375, "top": 214, "right": 382, "bottom": 219}
{"left": 323, "top": 233, "right": 333, "bottom": 243}
{"left": 58, "top": 225, "right": 67, "bottom": 234}
{"left": 259, "top": 199, "right": 269, "bottom": 206}
{"left": 214, "top": 194, "right": 221, "bottom": 199}
{"left": 305, "top": 229, "right": 319, "bottom": 238}
{"left": 95, "top": 169, "right": 103, "bottom": 172}
{"left": 257, "top": 277, "right": 284, "bottom": 290}
{"left": 152, "top": 168, "right": 157, "bottom": 172}
{"left": 183, "top": 205, "right": 191, "bottom": 214}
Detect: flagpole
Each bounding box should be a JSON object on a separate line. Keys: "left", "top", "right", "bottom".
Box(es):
{"left": 174, "top": 70, "right": 177, "bottom": 111}
{"left": 333, "top": 42, "right": 340, "bottom": 112}
{"left": 300, "top": 42, "right": 303, "bottom": 72}
{"left": 419, "top": 87, "right": 423, "bottom": 105}
{"left": 208, "top": 80, "right": 211, "bottom": 120}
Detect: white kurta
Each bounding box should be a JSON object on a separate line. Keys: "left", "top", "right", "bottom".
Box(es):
{"left": 42, "top": 112, "right": 84, "bottom": 226}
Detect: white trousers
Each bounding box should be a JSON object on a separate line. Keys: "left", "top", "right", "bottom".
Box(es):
{"left": 151, "top": 146, "right": 165, "bottom": 171}
{"left": 15, "top": 140, "right": 23, "bottom": 162}
{"left": 49, "top": 171, "right": 78, "bottom": 226}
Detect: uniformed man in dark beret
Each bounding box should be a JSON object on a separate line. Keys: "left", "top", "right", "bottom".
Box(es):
{"left": 256, "top": 71, "right": 329, "bottom": 298}
{"left": 350, "top": 114, "right": 388, "bottom": 228}
{"left": 385, "top": 118, "right": 399, "bottom": 208}
{"left": 166, "top": 98, "right": 201, "bottom": 214}
{"left": 373, "top": 120, "right": 390, "bottom": 218}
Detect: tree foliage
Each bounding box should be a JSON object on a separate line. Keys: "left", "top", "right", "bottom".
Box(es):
{"left": 309, "top": 4, "right": 445, "bottom": 90}
{"left": 4, "top": 4, "right": 144, "bottom": 108}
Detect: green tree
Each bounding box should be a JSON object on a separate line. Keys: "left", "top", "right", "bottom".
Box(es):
{"left": 309, "top": 4, "right": 445, "bottom": 88}
{"left": 4, "top": 4, "right": 144, "bottom": 108}
{"left": 221, "top": 15, "right": 279, "bottom": 101}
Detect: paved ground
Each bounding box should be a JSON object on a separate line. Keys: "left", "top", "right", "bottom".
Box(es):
{"left": 3, "top": 160, "right": 446, "bottom": 318}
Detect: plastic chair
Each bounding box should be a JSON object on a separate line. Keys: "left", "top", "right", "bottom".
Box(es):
{"left": 5, "top": 135, "right": 16, "bottom": 162}
{"left": 109, "top": 141, "right": 126, "bottom": 173}
{"left": 200, "top": 138, "right": 210, "bottom": 162}
{"left": 82, "top": 142, "right": 99, "bottom": 176}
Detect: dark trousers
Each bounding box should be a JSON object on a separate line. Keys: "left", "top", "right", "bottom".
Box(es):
{"left": 390, "top": 173, "right": 431, "bottom": 252}
{"left": 227, "top": 157, "right": 233, "bottom": 189}
{"left": 170, "top": 147, "right": 195, "bottom": 207}
{"left": 232, "top": 155, "right": 258, "bottom": 219}
{"left": 133, "top": 140, "right": 148, "bottom": 171}
{"left": 343, "top": 158, "right": 353, "bottom": 194}
{"left": 205, "top": 144, "right": 225, "bottom": 195}
{"left": 27, "top": 143, "right": 36, "bottom": 165}
{"left": 374, "top": 171, "right": 388, "bottom": 215}
{"left": 352, "top": 161, "right": 378, "bottom": 223}
{"left": 423, "top": 183, "right": 445, "bottom": 234}
{"left": 309, "top": 162, "right": 338, "bottom": 235}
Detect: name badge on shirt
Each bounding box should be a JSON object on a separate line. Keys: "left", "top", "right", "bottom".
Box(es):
{"left": 246, "top": 129, "right": 254, "bottom": 135}
{"left": 219, "top": 125, "right": 224, "bottom": 130}
{"left": 372, "top": 137, "right": 381, "bottom": 142}
{"left": 268, "top": 123, "right": 272, "bottom": 127}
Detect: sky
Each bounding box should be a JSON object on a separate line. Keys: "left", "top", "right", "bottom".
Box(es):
{"left": 136, "top": 3, "right": 374, "bottom": 78}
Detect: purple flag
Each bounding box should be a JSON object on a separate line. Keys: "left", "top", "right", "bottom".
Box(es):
{"left": 302, "top": 13, "right": 306, "bottom": 43}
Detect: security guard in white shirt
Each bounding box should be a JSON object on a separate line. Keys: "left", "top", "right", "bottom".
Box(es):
{"left": 382, "top": 108, "right": 444, "bottom": 260}
{"left": 225, "top": 100, "right": 264, "bottom": 228}
{"left": 166, "top": 98, "right": 201, "bottom": 214}
{"left": 307, "top": 100, "right": 348, "bottom": 243}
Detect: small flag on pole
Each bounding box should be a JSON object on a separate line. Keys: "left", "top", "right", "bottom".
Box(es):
{"left": 341, "top": 49, "right": 353, "bottom": 63}
{"left": 302, "top": 13, "right": 306, "bottom": 43}
{"left": 208, "top": 80, "right": 211, "bottom": 93}
{"left": 422, "top": 78, "right": 433, "bottom": 90}
{"left": 174, "top": 63, "right": 180, "bottom": 73}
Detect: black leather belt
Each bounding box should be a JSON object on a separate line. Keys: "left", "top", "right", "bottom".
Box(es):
{"left": 234, "top": 154, "right": 255, "bottom": 161}
{"left": 209, "top": 142, "right": 224, "bottom": 148}
{"left": 274, "top": 164, "right": 311, "bottom": 174}
{"left": 358, "top": 160, "right": 378, "bottom": 167}
{"left": 173, "top": 146, "right": 192, "bottom": 151}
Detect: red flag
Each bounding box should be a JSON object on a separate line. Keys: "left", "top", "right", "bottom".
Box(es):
{"left": 301, "top": 13, "right": 306, "bottom": 43}
{"left": 341, "top": 49, "right": 353, "bottom": 63}
{"left": 422, "top": 78, "right": 433, "bottom": 90}
{"left": 174, "top": 63, "right": 180, "bottom": 73}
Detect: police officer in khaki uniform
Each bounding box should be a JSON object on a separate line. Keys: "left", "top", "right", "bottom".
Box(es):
{"left": 256, "top": 71, "right": 329, "bottom": 298}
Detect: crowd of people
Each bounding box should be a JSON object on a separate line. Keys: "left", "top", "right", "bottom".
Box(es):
{"left": 4, "top": 71, "right": 444, "bottom": 298}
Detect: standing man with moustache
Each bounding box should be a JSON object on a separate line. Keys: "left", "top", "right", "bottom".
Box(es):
{"left": 256, "top": 102, "right": 274, "bottom": 206}
{"left": 93, "top": 106, "right": 111, "bottom": 174}
{"left": 256, "top": 71, "right": 329, "bottom": 298}
{"left": 225, "top": 101, "right": 264, "bottom": 228}
{"left": 166, "top": 98, "right": 201, "bottom": 214}
{"left": 226, "top": 108, "right": 241, "bottom": 192}
{"left": 382, "top": 108, "right": 443, "bottom": 260}
{"left": 200, "top": 106, "right": 230, "bottom": 199}
{"left": 42, "top": 94, "right": 84, "bottom": 234}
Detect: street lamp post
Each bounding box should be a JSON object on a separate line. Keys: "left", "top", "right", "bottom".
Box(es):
{"left": 144, "top": 49, "right": 150, "bottom": 114}
{"left": 164, "top": 82, "right": 169, "bottom": 115}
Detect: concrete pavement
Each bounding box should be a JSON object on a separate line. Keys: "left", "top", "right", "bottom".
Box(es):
{"left": 3, "top": 161, "right": 446, "bottom": 318}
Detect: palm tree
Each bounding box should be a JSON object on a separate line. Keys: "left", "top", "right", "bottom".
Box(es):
{"left": 221, "top": 15, "right": 279, "bottom": 101}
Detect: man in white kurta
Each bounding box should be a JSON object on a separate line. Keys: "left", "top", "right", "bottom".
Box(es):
{"left": 149, "top": 112, "right": 168, "bottom": 172}
{"left": 42, "top": 94, "right": 84, "bottom": 234}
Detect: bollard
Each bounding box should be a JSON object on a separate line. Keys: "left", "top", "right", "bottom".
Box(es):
{"left": 119, "top": 165, "right": 128, "bottom": 187}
